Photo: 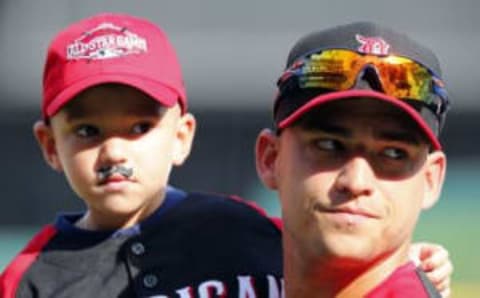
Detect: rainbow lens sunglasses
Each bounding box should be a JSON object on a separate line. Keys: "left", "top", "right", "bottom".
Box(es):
{"left": 277, "top": 49, "right": 449, "bottom": 116}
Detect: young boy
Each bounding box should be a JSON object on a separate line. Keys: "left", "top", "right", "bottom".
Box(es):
{"left": 0, "top": 13, "right": 284, "bottom": 297}
{"left": 255, "top": 22, "right": 452, "bottom": 297}
{"left": 1, "top": 14, "right": 451, "bottom": 297}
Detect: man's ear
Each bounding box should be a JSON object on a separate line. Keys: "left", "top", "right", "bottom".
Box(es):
{"left": 33, "top": 121, "right": 63, "bottom": 172}
{"left": 172, "top": 112, "right": 196, "bottom": 166}
{"left": 422, "top": 151, "right": 447, "bottom": 210}
{"left": 255, "top": 129, "right": 279, "bottom": 190}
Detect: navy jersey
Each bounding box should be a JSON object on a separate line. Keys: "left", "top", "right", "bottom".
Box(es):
{"left": 0, "top": 191, "right": 283, "bottom": 298}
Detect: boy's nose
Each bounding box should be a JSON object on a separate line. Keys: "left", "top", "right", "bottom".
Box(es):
{"left": 98, "top": 137, "right": 128, "bottom": 165}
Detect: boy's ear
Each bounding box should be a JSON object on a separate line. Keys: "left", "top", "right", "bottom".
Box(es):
{"left": 255, "top": 129, "right": 279, "bottom": 190}
{"left": 172, "top": 112, "right": 196, "bottom": 166}
{"left": 422, "top": 151, "right": 447, "bottom": 210}
{"left": 33, "top": 121, "right": 63, "bottom": 172}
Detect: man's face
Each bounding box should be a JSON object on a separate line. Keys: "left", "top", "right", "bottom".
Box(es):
{"left": 34, "top": 84, "right": 195, "bottom": 229}
{"left": 256, "top": 99, "right": 446, "bottom": 266}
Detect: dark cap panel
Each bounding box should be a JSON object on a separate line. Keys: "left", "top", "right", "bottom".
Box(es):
{"left": 285, "top": 22, "right": 442, "bottom": 76}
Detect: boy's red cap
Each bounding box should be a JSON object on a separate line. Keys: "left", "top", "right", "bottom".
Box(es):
{"left": 42, "top": 13, "right": 186, "bottom": 119}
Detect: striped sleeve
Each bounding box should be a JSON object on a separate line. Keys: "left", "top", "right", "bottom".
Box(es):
{"left": 0, "top": 225, "right": 57, "bottom": 298}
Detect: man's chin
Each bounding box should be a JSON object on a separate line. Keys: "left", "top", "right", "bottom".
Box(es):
{"left": 315, "top": 235, "right": 380, "bottom": 266}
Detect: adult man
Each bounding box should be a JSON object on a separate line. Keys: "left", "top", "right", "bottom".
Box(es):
{"left": 256, "top": 22, "right": 450, "bottom": 297}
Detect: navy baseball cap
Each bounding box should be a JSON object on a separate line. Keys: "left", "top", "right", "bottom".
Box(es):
{"left": 274, "top": 22, "right": 450, "bottom": 150}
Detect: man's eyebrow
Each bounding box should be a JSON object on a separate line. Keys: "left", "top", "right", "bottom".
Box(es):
{"left": 301, "top": 121, "right": 352, "bottom": 138}
{"left": 376, "top": 130, "right": 421, "bottom": 145}
{"left": 300, "top": 120, "right": 422, "bottom": 145}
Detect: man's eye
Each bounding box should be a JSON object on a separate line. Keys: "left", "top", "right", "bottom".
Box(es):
{"left": 75, "top": 125, "right": 99, "bottom": 138}
{"left": 314, "top": 139, "right": 342, "bottom": 151}
{"left": 132, "top": 122, "right": 152, "bottom": 134}
{"left": 382, "top": 148, "right": 408, "bottom": 160}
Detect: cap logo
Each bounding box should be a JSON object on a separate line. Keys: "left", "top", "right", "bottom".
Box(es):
{"left": 66, "top": 22, "right": 148, "bottom": 60}
{"left": 355, "top": 34, "right": 390, "bottom": 55}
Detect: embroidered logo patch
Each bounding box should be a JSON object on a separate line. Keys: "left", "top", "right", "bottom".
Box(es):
{"left": 355, "top": 34, "right": 390, "bottom": 56}
{"left": 66, "top": 22, "right": 148, "bottom": 60}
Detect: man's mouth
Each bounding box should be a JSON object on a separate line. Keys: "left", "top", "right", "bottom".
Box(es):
{"left": 326, "top": 206, "right": 378, "bottom": 219}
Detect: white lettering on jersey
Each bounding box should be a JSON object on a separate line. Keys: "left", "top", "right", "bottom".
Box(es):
{"left": 177, "top": 286, "right": 194, "bottom": 298}
{"left": 198, "top": 280, "right": 226, "bottom": 298}
{"left": 148, "top": 274, "right": 283, "bottom": 298}
{"left": 267, "top": 275, "right": 284, "bottom": 298}
{"left": 237, "top": 276, "right": 256, "bottom": 297}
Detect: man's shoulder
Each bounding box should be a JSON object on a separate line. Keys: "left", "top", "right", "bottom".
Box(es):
{"left": 366, "top": 262, "right": 441, "bottom": 298}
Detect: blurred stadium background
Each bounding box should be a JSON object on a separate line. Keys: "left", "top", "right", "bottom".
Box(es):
{"left": 0, "top": 0, "right": 478, "bottom": 295}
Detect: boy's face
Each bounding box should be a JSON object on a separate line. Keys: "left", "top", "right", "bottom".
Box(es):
{"left": 256, "top": 99, "right": 446, "bottom": 266}
{"left": 34, "top": 84, "right": 195, "bottom": 229}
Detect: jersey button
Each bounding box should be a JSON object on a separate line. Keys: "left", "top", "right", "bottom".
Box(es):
{"left": 143, "top": 274, "right": 159, "bottom": 288}
{"left": 131, "top": 242, "right": 146, "bottom": 256}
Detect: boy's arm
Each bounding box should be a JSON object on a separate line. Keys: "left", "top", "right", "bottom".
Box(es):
{"left": 410, "top": 242, "right": 453, "bottom": 298}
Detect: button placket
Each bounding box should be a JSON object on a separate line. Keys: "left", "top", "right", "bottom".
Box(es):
{"left": 143, "top": 273, "right": 159, "bottom": 289}
{"left": 131, "top": 242, "right": 146, "bottom": 256}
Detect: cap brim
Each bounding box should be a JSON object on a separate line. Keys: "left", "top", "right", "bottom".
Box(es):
{"left": 46, "top": 73, "right": 179, "bottom": 118}
{"left": 277, "top": 89, "right": 441, "bottom": 150}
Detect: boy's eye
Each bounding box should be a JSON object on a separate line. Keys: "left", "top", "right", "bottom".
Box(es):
{"left": 382, "top": 147, "right": 408, "bottom": 160}
{"left": 132, "top": 122, "right": 152, "bottom": 134}
{"left": 75, "top": 125, "right": 99, "bottom": 138}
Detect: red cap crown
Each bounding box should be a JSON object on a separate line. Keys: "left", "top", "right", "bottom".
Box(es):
{"left": 43, "top": 13, "right": 186, "bottom": 119}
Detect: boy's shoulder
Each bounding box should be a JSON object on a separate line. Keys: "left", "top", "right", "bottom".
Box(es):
{"left": 140, "top": 191, "right": 283, "bottom": 249}
{"left": 134, "top": 192, "right": 284, "bottom": 296}
{"left": 0, "top": 192, "right": 284, "bottom": 298}
{"left": 171, "top": 191, "right": 282, "bottom": 231}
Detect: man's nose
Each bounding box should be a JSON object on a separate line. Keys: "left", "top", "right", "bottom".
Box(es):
{"left": 333, "top": 156, "right": 375, "bottom": 198}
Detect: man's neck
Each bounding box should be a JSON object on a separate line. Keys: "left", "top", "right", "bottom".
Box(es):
{"left": 283, "top": 240, "right": 411, "bottom": 298}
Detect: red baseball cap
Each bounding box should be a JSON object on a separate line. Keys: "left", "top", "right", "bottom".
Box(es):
{"left": 42, "top": 13, "right": 186, "bottom": 120}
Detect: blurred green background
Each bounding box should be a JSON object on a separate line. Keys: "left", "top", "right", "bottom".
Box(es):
{"left": 414, "top": 161, "right": 480, "bottom": 296}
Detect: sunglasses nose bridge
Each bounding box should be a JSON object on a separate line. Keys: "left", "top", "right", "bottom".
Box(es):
{"left": 353, "top": 64, "right": 385, "bottom": 92}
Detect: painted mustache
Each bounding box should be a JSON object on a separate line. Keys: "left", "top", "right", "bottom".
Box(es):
{"left": 97, "top": 165, "right": 133, "bottom": 180}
